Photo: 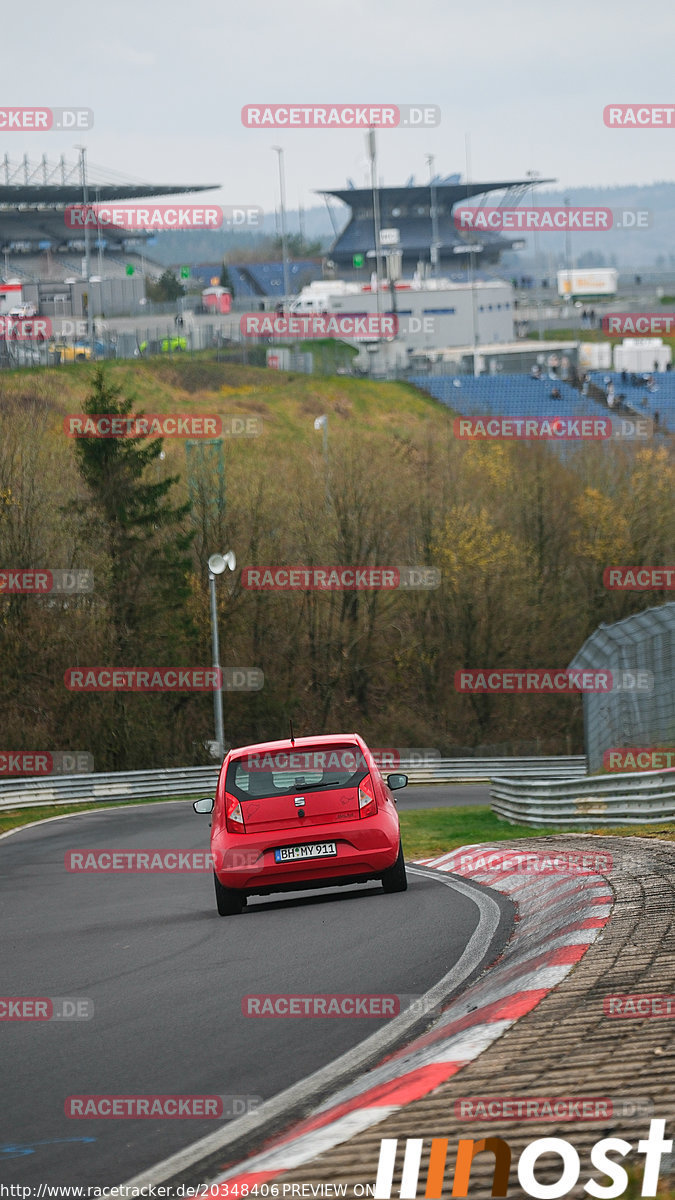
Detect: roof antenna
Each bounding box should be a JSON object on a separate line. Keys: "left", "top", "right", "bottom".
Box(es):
{"left": 289, "top": 718, "right": 295, "bottom": 746}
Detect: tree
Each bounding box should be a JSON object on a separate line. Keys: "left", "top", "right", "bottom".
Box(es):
{"left": 146, "top": 270, "right": 186, "bottom": 303}
{"left": 220, "top": 262, "right": 234, "bottom": 292}
{"left": 70, "top": 368, "right": 197, "bottom": 766}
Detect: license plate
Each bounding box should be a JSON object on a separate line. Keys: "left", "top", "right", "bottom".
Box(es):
{"left": 274, "top": 842, "right": 338, "bottom": 863}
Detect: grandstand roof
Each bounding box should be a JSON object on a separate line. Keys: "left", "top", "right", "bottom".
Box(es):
{"left": 0, "top": 183, "right": 218, "bottom": 205}
{"left": 0, "top": 208, "right": 150, "bottom": 245}
{"left": 319, "top": 179, "right": 555, "bottom": 206}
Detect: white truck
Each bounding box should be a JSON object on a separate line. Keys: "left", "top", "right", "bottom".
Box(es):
{"left": 557, "top": 269, "right": 618, "bottom": 300}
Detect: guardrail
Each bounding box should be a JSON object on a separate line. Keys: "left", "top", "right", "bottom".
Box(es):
{"left": 491, "top": 768, "right": 675, "bottom": 827}
{"left": 0, "top": 757, "right": 587, "bottom": 811}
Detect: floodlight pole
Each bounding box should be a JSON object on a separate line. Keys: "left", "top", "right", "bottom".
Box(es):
{"left": 273, "top": 147, "right": 290, "bottom": 308}
{"left": 209, "top": 567, "right": 225, "bottom": 758}
{"left": 77, "top": 146, "right": 94, "bottom": 353}
{"left": 368, "top": 129, "right": 383, "bottom": 318}
{"left": 427, "top": 154, "right": 440, "bottom": 277}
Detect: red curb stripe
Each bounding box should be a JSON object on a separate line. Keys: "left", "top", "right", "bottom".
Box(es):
{"left": 547, "top": 943, "right": 590, "bottom": 965}
{"left": 562, "top": 916, "right": 609, "bottom": 931}
{"left": 276, "top": 1062, "right": 465, "bottom": 1142}
{"left": 384, "top": 989, "right": 548, "bottom": 1062}
{"left": 211, "top": 1171, "right": 279, "bottom": 1193}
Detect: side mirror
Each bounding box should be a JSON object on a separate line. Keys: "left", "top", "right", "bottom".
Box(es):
{"left": 193, "top": 796, "right": 214, "bottom": 814}
{"left": 387, "top": 773, "right": 408, "bottom": 791}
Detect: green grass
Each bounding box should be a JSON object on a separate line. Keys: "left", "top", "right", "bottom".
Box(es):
{"left": 398, "top": 806, "right": 559, "bottom": 859}
{"left": 0, "top": 794, "right": 198, "bottom": 837}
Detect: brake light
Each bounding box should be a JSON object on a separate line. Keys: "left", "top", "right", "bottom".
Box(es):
{"left": 358, "top": 774, "right": 377, "bottom": 818}
{"left": 225, "top": 790, "right": 245, "bottom": 833}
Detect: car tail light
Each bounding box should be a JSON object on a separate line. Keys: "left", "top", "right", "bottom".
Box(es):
{"left": 358, "top": 774, "right": 377, "bottom": 818}
{"left": 225, "top": 791, "right": 245, "bottom": 833}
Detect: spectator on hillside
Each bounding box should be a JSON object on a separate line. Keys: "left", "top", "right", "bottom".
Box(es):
{"left": 621, "top": 369, "right": 628, "bottom": 384}
{"left": 550, "top": 386, "right": 562, "bottom": 400}
{"left": 606, "top": 383, "right": 615, "bottom": 408}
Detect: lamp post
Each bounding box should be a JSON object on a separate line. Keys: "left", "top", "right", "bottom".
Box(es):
{"left": 75, "top": 145, "right": 94, "bottom": 353}
{"left": 272, "top": 147, "right": 290, "bottom": 307}
{"left": 427, "top": 154, "right": 440, "bottom": 277}
{"left": 313, "top": 415, "right": 329, "bottom": 506}
{"left": 207, "top": 550, "right": 236, "bottom": 759}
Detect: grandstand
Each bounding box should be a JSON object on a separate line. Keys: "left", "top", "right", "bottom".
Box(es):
{"left": 320, "top": 175, "right": 555, "bottom": 278}
{"left": 188, "top": 260, "right": 323, "bottom": 298}
{"left": 409, "top": 372, "right": 672, "bottom": 438}
{"left": 0, "top": 155, "right": 219, "bottom": 295}
{"left": 587, "top": 370, "right": 675, "bottom": 429}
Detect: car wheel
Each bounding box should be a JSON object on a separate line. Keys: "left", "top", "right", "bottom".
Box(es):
{"left": 213, "top": 871, "right": 244, "bottom": 915}
{"left": 381, "top": 839, "right": 407, "bottom": 893}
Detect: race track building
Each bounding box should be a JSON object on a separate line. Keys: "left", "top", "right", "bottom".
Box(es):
{"left": 320, "top": 175, "right": 554, "bottom": 279}
{"left": 0, "top": 155, "right": 219, "bottom": 316}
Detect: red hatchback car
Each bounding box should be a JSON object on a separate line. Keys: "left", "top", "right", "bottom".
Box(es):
{"left": 193, "top": 733, "right": 408, "bottom": 915}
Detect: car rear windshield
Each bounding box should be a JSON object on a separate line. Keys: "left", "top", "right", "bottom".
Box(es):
{"left": 226, "top": 744, "right": 369, "bottom": 800}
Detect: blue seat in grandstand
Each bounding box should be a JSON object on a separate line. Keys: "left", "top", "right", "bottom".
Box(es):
{"left": 410, "top": 372, "right": 675, "bottom": 437}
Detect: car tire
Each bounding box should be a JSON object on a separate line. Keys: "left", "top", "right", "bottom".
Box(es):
{"left": 381, "top": 839, "right": 407, "bottom": 893}
{"left": 213, "top": 871, "right": 244, "bottom": 915}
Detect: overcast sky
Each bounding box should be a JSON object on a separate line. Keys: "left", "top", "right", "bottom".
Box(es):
{"left": 6, "top": 0, "right": 675, "bottom": 215}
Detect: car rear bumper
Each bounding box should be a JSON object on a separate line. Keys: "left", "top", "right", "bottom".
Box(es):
{"left": 213, "top": 820, "right": 400, "bottom": 893}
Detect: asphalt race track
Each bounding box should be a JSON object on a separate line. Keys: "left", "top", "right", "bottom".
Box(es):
{"left": 398, "top": 783, "right": 490, "bottom": 808}
{"left": 0, "top": 793, "right": 505, "bottom": 1186}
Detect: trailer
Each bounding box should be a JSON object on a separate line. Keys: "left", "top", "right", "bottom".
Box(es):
{"left": 557, "top": 269, "right": 618, "bottom": 300}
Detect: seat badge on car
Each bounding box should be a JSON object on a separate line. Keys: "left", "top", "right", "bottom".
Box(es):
{"left": 294, "top": 797, "right": 305, "bottom": 806}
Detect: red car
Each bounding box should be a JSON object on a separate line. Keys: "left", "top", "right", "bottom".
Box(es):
{"left": 193, "top": 733, "right": 408, "bottom": 915}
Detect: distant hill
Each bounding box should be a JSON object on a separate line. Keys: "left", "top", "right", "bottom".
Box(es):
{"left": 147, "top": 182, "right": 675, "bottom": 271}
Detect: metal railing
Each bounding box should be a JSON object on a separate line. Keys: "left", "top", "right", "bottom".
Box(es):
{"left": 0, "top": 757, "right": 587, "bottom": 811}
{"left": 491, "top": 768, "right": 675, "bottom": 827}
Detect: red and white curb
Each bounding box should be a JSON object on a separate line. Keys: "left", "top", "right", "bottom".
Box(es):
{"left": 206, "top": 844, "right": 613, "bottom": 1189}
